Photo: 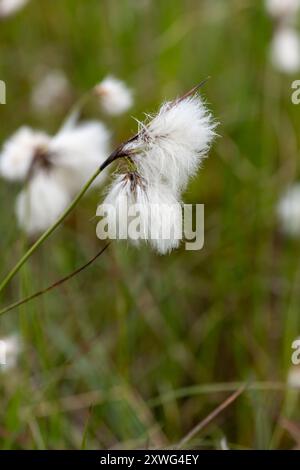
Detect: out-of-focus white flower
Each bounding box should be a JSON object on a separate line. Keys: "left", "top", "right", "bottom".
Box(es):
{"left": 287, "top": 366, "right": 300, "bottom": 389}
{"left": 31, "top": 70, "right": 70, "bottom": 113}
{"left": 220, "top": 437, "right": 229, "bottom": 450}
{"left": 0, "top": 127, "right": 50, "bottom": 181}
{"left": 0, "top": 120, "right": 110, "bottom": 235}
{"left": 16, "top": 172, "right": 71, "bottom": 236}
{"left": 271, "top": 27, "right": 300, "bottom": 73}
{"left": 277, "top": 184, "right": 300, "bottom": 236}
{"left": 0, "top": 334, "right": 21, "bottom": 372}
{"left": 0, "top": 0, "right": 28, "bottom": 17}
{"left": 100, "top": 172, "right": 182, "bottom": 254}
{"left": 265, "top": 0, "right": 300, "bottom": 20}
{"left": 124, "top": 94, "right": 216, "bottom": 193}
{"left": 50, "top": 121, "right": 110, "bottom": 196}
{"left": 95, "top": 76, "right": 133, "bottom": 116}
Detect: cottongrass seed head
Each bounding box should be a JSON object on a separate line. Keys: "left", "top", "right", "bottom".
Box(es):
{"left": 265, "top": 0, "right": 300, "bottom": 20}
{"left": 277, "top": 183, "right": 300, "bottom": 236}
{"left": 15, "top": 171, "right": 71, "bottom": 236}
{"left": 0, "top": 120, "right": 110, "bottom": 235}
{"left": 125, "top": 93, "right": 217, "bottom": 193}
{"left": 31, "top": 69, "right": 70, "bottom": 113}
{"left": 98, "top": 87, "right": 216, "bottom": 254}
{"left": 287, "top": 366, "right": 300, "bottom": 389}
{"left": 0, "top": 334, "right": 22, "bottom": 372}
{"left": 94, "top": 76, "right": 133, "bottom": 116}
{"left": 0, "top": 126, "right": 50, "bottom": 181}
{"left": 100, "top": 172, "right": 182, "bottom": 254}
{"left": 50, "top": 120, "right": 110, "bottom": 196}
{"left": 270, "top": 26, "right": 300, "bottom": 73}
{"left": 0, "top": 0, "right": 29, "bottom": 18}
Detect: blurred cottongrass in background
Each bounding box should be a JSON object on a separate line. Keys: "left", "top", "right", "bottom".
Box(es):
{"left": 266, "top": 0, "right": 300, "bottom": 73}
{"left": 1, "top": 0, "right": 300, "bottom": 450}
{"left": 0, "top": 0, "right": 29, "bottom": 18}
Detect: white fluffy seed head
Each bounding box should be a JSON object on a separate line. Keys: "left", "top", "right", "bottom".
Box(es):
{"left": 271, "top": 27, "right": 300, "bottom": 73}
{"left": 287, "top": 366, "right": 300, "bottom": 389}
{"left": 95, "top": 76, "right": 133, "bottom": 116}
{"left": 100, "top": 173, "right": 148, "bottom": 241}
{"left": 265, "top": 0, "right": 300, "bottom": 19}
{"left": 0, "top": 334, "right": 22, "bottom": 372}
{"left": 15, "top": 171, "right": 71, "bottom": 236}
{"left": 31, "top": 70, "right": 70, "bottom": 113}
{"left": 0, "top": 126, "right": 50, "bottom": 181}
{"left": 277, "top": 184, "right": 300, "bottom": 236}
{"left": 1, "top": 119, "right": 110, "bottom": 236}
{"left": 0, "top": 0, "right": 29, "bottom": 17}
{"left": 97, "top": 90, "right": 216, "bottom": 255}
{"left": 99, "top": 172, "right": 182, "bottom": 254}
{"left": 124, "top": 94, "right": 216, "bottom": 193}
{"left": 145, "top": 183, "right": 182, "bottom": 254}
{"left": 50, "top": 120, "right": 110, "bottom": 195}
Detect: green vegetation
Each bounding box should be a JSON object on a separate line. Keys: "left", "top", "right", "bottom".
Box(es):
{"left": 0, "top": 0, "right": 299, "bottom": 449}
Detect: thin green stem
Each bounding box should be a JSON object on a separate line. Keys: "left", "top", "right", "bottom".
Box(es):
{"left": 0, "top": 166, "right": 102, "bottom": 294}
{"left": 0, "top": 243, "right": 110, "bottom": 316}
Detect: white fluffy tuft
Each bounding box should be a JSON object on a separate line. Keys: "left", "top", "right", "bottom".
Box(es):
{"left": 265, "top": 0, "right": 300, "bottom": 19}
{"left": 287, "top": 366, "right": 300, "bottom": 389}
{"left": 99, "top": 173, "right": 182, "bottom": 254}
{"left": 15, "top": 171, "right": 71, "bottom": 236}
{"left": 31, "top": 70, "right": 70, "bottom": 113}
{"left": 125, "top": 95, "right": 216, "bottom": 193}
{"left": 0, "top": 126, "right": 50, "bottom": 181}
{"left": 277, "top": 184, "right": 300, "bottom": 236}
{"left": 270, "top": 27, "right": 300, "bottom": 73}
{"left": 0, "top": 334, "right": 22, "bottom": 372}
{"left": 95, "top": 76, "right": 133, "bottom": 116}
{"left": 0, "top": 0, "right": 29, "bottom": 17}
{"left": 97, "top": 92, "right": 216, "bottom": 255}
{"left": 50, "top": 120, "right": 110, "bottom": 195}
{"left": 1, "top": 118, "right": 110, "bottom": 236}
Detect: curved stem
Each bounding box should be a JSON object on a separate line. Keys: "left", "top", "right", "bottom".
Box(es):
{"left": 0, "top": 243, "right": 110, "bottom": 316}
{"left": 0, "top": 166, "right": 102, "bottom": 294}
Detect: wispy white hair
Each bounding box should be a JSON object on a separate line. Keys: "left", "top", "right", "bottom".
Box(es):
{"left": 95, "top": 76, "right": 133, "bottom": 116}
{"left": 1, "top": 118, "right": 110, "bottom": 235}
{"left": 277, "top": 184, "right": 300, "bottom": 236}
{"left": 0, "top": 0, "right": 29, "bottom": 17}
{"left": 0, "top": 334, "right": 22, "bottom": 372}
{"left": 265, "top": 0, "right": 300, "bottom": 19}
{"left": 0, "top": 126, "right": 50, "bottom": 181}
{"left": 99, "top": 173, "right": 182, "bottom": 254}
{"left": 15, "top": 171, "right": 71, "bottom": 236}
{"left": 270, "top": 27, "right": 300, "bottom": 74}
{"left": 125, "top": 94, "right": 216, "bottom": 193}
{"left": 31, "top": 69, "right": 70, "bottom": 113}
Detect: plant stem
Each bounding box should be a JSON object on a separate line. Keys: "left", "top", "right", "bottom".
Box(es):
{"left": 0, "top": 166, "right": 102, "bottom": 294}
{"left": 0, "top": 243, "right": 110, "bottom": 316}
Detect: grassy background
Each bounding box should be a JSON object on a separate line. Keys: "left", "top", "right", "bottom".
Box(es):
{"left": 0, "top": 0, "right": 300, "bottom": 449}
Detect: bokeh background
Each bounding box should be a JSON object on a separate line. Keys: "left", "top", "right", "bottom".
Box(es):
{"left": 0, "top": 0, "right": 300, "bottom": 450}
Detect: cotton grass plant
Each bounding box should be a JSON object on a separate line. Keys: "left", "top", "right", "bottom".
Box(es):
{"left": 0, "top": 120, "right": 110, "bottom": 235}
{"left": 0, "top": 0, "right": 29, "bottom": 18}
{"left": 98, "top": 85, "right": 216, "bottom": 253}
{"left": 265, "top": 0, "right": 300, "bottom": 73}
{"left": 0, "top": 81, "right": 216, "bottom": 310}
